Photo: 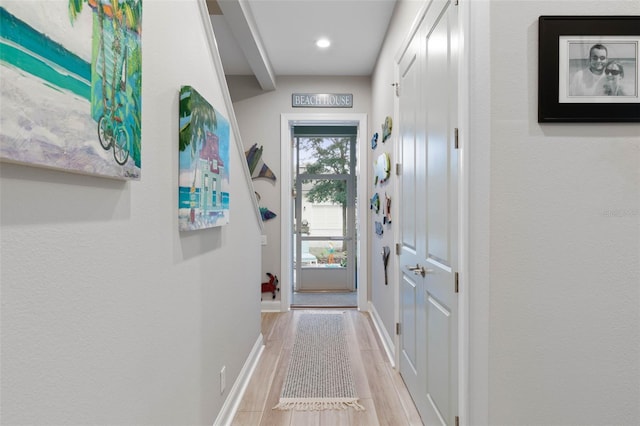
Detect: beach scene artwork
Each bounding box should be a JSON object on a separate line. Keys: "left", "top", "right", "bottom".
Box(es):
{"left": 0, "top": 0, "right": 142, "bottom": 179}
{"left": 179, "top": 86, "right": 230, "bottom": 231}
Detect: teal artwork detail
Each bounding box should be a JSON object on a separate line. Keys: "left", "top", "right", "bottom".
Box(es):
{"left": 370, "top": 193, "right": 380, "bottom": 213}
{"left": 179, "top": 86, "right": 230, "bottom": 231}
{"left": 0, "top": 1, "right": 143, "bottom": 179}
{"left": 259, "top": 207, "right": 277, "bottom": 221}
{"left": 0, "top": 8, "right": 91, "bottom": 99}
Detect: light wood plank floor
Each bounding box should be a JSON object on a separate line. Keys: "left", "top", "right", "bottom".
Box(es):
{"left": 232, "top": 309, "right": 423, "bottom": 426}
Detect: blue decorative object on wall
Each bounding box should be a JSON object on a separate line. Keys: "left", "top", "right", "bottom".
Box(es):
{"left": 370, "top": 193, "right": 380, "bottom": 213}
{"left": 375, "top": 221, "right": 384, "bottom": 236}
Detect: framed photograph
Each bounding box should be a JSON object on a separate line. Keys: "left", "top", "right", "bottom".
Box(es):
{"left": 538, "top": 16, "right": 640, "bottom": 122}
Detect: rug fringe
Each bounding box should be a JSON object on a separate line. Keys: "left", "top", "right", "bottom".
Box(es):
{"left": 273, "top": 399, "right": 365, "bottom": 411}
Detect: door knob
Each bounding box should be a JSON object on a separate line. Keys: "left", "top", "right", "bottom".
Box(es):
{"left": 405, "top": 264, "right": 434, "bottom": 277}
{"left": 406, "top": 264, "right": 425, "bottom": 277}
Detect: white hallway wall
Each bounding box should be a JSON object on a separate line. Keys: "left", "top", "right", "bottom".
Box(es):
{"left": 369, "top": 0, "right": 424, "bottom": 360}
{"left": 372, "top": 0, "right": 639, "bottom": 424}
{"left": 229, "top": 75, "right": 372, "bottom": 299}
{"left": 0, "top": 1, "right": 262, "bottom": 424}
{"left": 485, "top": 1, "right": 639, "bottom": 423}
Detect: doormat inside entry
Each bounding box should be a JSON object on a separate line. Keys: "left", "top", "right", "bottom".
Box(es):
{"left": 273, "top": 312, "right": 365, "bottom": 411}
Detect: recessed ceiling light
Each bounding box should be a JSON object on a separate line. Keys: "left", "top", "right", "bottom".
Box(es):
{"left": 316, "top": 38, "right": 331, "bottom": 48}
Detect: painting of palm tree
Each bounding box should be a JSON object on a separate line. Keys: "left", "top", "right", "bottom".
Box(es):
{"left": 178, "top": 86, "right": 230, "bottom": 231}
{"left": 0, "top": 0, "right": 142, "bottom": 179}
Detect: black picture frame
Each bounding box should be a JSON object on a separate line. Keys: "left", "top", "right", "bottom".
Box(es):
{"left": 538, "top": 16, "right": 640, "bottom": 123}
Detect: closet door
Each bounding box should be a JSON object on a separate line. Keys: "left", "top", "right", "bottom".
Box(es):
{"left": 398, "top": 0, "right": 459, "bottom": 423}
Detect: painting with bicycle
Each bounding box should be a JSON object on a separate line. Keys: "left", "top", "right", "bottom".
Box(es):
{"left": 0, "top": 0, "right": 142, "bottom": 179}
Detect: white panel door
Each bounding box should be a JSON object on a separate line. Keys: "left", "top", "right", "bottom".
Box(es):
{"left": 398, "top": 0, "right": 459, "bottom": 424}
{"left": 398, "top": 21, "right": 427, "bottom": 416}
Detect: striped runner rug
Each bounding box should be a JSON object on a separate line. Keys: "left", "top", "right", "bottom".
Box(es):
{"left": 273, "top": 312, "right": 365, "bottom": 411}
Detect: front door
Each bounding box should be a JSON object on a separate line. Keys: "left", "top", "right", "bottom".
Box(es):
{"left": 293, "top": 127, "right": 356, "bottom": 293}
{"left": 398, "top": 0, "right": 459, "bottom": 424}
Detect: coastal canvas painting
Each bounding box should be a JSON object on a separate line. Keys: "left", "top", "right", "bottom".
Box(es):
{"left": 0, "top": 0, "right": 142, "bottom": 179}
{"left": 179, "top": 86, "right": 230, "bottom": 231}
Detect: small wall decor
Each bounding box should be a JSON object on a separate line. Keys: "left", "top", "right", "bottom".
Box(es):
{"left": 245, "top": 143, "right": 277, "bottom": 181}
{"left": 383, "top": 193, "right": 392, "bottom": 224}
{"left": 0, "top": 2, "right": 143, "bottom": 179}
{"left": 538, "top": 16, "right": 640, "bottom": 122}
{"left": 371, "top": 132, "right": 378, "bottom": 149}
{"left": 259, "top": 207, "right": 277, "bottom": 221}
{"left": 382, "top": 246, "right": 390, "bottom": 285}
{"left": 375, "top": 221, "right": 384, "bottom": 236}
{"left": 382, "top": 116, "right": 393, "bottom": 142}
{"left": 370, "top": 192, "right": 380, "bottom": 213}
{"left": 179, "top": 85, "right": 230, "bottom": 231}
{"left": 261, "top": 273, "right": 279, "bottom": 300}
{"left": 254, "top": 191, "right": 276, "bottom": 221}
{"left": 374, "top": 152, "right": 391, "bottom": 185}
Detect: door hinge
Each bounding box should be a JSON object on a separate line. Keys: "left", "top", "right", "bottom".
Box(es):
{"left": 454, "top": 272, "right": 459, "bottom": 293}
{"left": 454, "top": 127, "right": 459, "bottom": 149}
{"left": 396, "top": 163, "right": 401, "bottom": 175}
{"left": 392, "top": 82, "right": 400, "bottom": 97}
{"left": 455, "top": 415, "right": 460, "bottom": 426}
{"left": 395, "top": 243, "right": 401, "bottom": 255}
{"left": 396, "top": 322, "right": 401, "bottom": 335}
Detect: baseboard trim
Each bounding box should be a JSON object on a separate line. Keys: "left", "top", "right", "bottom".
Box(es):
{"left": 368, "top": 301, "right": 396, "bottom": 368}
{"left": 261, "top": 299, "right": 282, "bottom": 312}
{"left": 213, "top": 333, "right": 265, "bottom": 426}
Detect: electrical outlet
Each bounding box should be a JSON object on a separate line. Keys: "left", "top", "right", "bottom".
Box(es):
{"left": 261, "top": 235, "right": 267, "bottom": 246}
{"left": 220, "top": 366, "right": 226, "bottom": 394}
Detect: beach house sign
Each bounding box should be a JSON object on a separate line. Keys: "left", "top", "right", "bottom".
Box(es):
{"left": 292, "top": 93, "right": 353, "bottom": 108}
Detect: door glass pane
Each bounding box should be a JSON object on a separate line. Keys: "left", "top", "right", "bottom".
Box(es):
{"left": 293, "top": 130, "right": 355, "bottom": 293}
{"left": 297, "top": 137, "right": 352, "bottom": 175}
{"left": 298, "top": 239, "right": 348, "bottom": 268}
{"left": 300, "top": 178, "right": 346, "bottom": 237}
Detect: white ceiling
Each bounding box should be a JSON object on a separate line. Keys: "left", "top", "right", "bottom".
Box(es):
{"left": 209, "top": 0, "right": 397, "bottom": 90}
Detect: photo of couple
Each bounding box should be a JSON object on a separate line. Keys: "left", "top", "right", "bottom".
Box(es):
{"left": 563, "top": 40, "right": 638, "bottom": 101}
{"left": 538, "top": 16, "right": 639, "bottom": 122}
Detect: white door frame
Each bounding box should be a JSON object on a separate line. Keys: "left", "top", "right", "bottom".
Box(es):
{"left": 280, "top": 113, "right": 369, "bottom": 312}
